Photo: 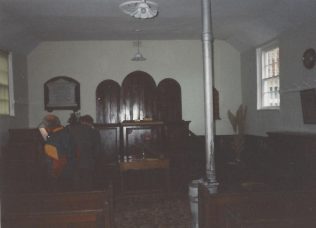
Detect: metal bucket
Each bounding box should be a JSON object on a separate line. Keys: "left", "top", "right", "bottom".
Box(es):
{"left": 189, "top": 179, "right": 204, "bottom": 228}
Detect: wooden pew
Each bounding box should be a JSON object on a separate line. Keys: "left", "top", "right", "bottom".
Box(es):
{"left": 2, "top": 128, "right": 45, "bottom": 193}
{"left": 198, "top": 184, "right": 316, "bottom": 228}
{"left": 2, "top": 189, "right": 113, "bottom": 228}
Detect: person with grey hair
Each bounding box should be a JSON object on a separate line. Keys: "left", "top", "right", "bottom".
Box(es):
{"left": 39, "top": 114, "right": 76, "bottom": 191}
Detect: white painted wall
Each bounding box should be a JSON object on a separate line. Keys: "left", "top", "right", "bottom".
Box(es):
{"left": 214, "top": 41, "right": 242, "bottom": 135}
{"left": 27, "top": 40, "right": 241, "bottom": 135}
{"left": 241, "top": 21, "right": 316, "bottom": 136}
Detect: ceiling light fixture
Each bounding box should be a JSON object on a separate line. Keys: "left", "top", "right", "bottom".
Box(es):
{"left": 120, "top": 0, "right": 158, "bottom": 19}
{"left": 131, "top": 39, "right": 146, "bottom": 61}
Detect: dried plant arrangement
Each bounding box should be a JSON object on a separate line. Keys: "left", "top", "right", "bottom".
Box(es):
{"left": 227, "top": 104, "right": 247, "bottom": 162}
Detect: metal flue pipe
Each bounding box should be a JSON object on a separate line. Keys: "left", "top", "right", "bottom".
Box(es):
{"left": 201, "top": 0, "right": 218, "bottom": 192}
{"left": 188, "top": 2, "right": 218, "bottom": 227}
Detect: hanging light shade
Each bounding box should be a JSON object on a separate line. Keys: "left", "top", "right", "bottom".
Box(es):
{"left": 131, "top": 40, "right": 146, "bottom": 61}
{"left": 120, "top": 0, "right": 158, "bottom": 19}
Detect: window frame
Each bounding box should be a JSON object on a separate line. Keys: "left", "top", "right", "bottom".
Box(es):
{"left": 0, "top": 51, "right": 14, "bottom": 116}
{"left": 256, "top": 40, "right": 280, "bottom": 110}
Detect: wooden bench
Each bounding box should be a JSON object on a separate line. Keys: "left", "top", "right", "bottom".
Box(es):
{"left": 2, "top": 189, "right": 113, "bottom": 228}
{"left": 198, "top": 184, "right": 316, "bottom": 228}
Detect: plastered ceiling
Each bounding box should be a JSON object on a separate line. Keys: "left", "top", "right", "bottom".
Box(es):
{"left": 1, "top": 0, "right": 316, "bottom": 54}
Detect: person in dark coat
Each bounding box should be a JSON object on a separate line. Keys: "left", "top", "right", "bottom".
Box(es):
{"left": 67, "top": 115, "right": 101, "bottom": 190}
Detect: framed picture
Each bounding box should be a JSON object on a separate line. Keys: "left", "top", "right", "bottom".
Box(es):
{"left": 44, "top": 76, "right": 80, "bottom": 112}
{"left": 300, "top": 88, "right": 316, "bottom": 124}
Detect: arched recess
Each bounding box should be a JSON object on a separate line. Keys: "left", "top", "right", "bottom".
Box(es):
{"left": 120, "top": 71, "right": 157, "bottom": 121}
{"left": 96, "top": 79, "right": 121, "bottom": 123}
{"left": 157, "top": 78, "right": 182, "bottom": 121}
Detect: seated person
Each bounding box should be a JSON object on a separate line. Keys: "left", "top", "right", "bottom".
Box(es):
{"left": 39, "top": 114, "right": 76, "bottom": 191}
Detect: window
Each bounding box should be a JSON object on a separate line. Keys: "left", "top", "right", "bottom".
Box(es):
{"left": 0, "top": 50, "right": 14, "bottom": 115}
{"left": 257, "top": 42, "right": 280, "bottom": 109}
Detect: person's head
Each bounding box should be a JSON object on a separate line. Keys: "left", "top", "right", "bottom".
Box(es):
{"left": 39, "top": 114, "right": 62, "bottom": 132}
{"left": 79, "top": 115, "right": 94, "bottom": 127}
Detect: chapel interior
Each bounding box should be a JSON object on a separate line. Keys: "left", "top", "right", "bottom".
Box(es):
{"left": 2, "top": 0, "right": 316, "bottom": 227}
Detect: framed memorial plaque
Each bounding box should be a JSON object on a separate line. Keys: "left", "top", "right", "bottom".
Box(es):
{"left": 44, "top": 76, "right": 80, "bottom": 112}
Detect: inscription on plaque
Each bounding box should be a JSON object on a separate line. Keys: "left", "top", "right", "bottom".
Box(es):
{"left": 44, "top": 76, "right": 80, "bottom": 111}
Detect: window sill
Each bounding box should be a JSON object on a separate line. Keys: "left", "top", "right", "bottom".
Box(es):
{"left": 257, "top": 107, "right": 280, "bottom": 111}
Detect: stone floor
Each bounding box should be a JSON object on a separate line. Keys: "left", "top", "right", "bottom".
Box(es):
{"left": 114, "top": 192, "right": 192, "bottom": 228}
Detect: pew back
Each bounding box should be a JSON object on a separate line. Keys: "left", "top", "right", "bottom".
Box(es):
{"left": 2, "top": 190, "right": 113, "bottom": 228}
{"left": 198, "top": 184, "right": 316, "bottom": 228}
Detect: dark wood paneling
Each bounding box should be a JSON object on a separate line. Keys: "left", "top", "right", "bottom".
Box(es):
{"left": 95, "top": 124, "right": 120, "bottom": 162}
{"left": 2, "top": 128, "right": 45, "bottom": 192}
{"left": 120, "top": 71, "right": 157, "bottom": 121}
{"left": 94, "top": 124, "right": 120, "bottom": 188}
{"left": 96, "top": 80, "right": 120, "bottom": 124}
{"left": 121, "top": 121, "right": 165, "bottom": 157}
{"left": 157, "top": 78, "right": 182, "bottom": 121}
{"left": 8, "top": 128, "right": 43, "bottom": 142}
{"left": 267, "top": 131, "right": 316, "bottom": 188}
{"left": 96, "top": 71, "right": 187, "bottom": 125}
{"left": 199, "top": 184, "right": 316, "bottom": 228}
{"left": 164, "top": 121, "right": 190, "bottom": 146}
{"left": 214, "top": 132, "right": 316, "bottom": 190}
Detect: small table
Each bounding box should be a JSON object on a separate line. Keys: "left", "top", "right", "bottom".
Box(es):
{"left": 119, "top": 158, "right": 170, "bottom": 194}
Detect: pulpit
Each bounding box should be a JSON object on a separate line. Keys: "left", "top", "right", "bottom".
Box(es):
{"left": 121, "top": 121, "right": 165, "bottom": 157}
{"left": 119, "top": 158, "right": 170, "bottom": 194}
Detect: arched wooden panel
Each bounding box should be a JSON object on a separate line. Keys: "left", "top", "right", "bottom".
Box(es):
{"left": 96, "top": 80, "right": 121, "bottom": 124}
{"left": 120, "top": 71, "right": 157, "bottom": 121}
{"left": 157, "top": 78, "right": 182, "bottom": 121}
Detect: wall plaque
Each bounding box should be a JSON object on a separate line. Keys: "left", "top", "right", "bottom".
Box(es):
{"left": 44, "top": 76, "right": 80, "bottom": 112}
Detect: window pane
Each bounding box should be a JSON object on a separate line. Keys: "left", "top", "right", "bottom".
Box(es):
{"left": 0, "top": 100, "right": 9, "bottom": 114}
{"left": 0, "top": 51, "right": 11, "bottom": 115}
{"left": 262, "top": 77, "right": 279, "bottom": 107}
{"left": 0, "top": 54, "right": 8, "bottom": 72}
{"left": 0, "top": 70, "right": 8, "bottom": 85}
{"left": 262, "top": 93, "right": 271, "bottom": 107}
{"left": 260, "top": 44, "right": 280, "bottom": 108}
{"left": 0, "top": 85, "right": 9, "bottom": 99}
